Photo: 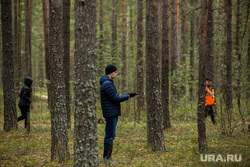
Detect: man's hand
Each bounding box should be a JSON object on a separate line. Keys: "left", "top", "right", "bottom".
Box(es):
{"left": 128, "top": 93, "right": 138, "bottom": 98}
{"left": 214, "top": 103, "right": 217, "bottom": 107}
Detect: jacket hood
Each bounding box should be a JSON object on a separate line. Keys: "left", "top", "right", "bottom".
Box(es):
{"left": 24, "top": 77, "right": 33, "bottom": 87}
{"left": 100, "top": 75, "right": 113, "bottom": 85}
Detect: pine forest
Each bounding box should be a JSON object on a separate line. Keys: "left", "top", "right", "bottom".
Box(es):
{"left": 0, "top": 0, "right": 249, "bottom": 166}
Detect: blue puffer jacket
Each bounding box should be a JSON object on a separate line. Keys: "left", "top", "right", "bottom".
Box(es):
{"left": 100, "top": 76, "right": 129, "bottom": 118}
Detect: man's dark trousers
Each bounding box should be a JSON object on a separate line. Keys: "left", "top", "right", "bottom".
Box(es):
{"left": 205, "top": 105, "right": 216, "bottom": 124}
{"left": 104, "top": 116, "right": 118, "bottom": 159}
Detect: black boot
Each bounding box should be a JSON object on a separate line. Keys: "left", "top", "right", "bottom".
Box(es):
{"left": 103, "top": 147, "right": 109, "bottom": 159}
{"left": 103, "top": 146, "right": 115, "bottom": 164}
{"left": 107, "top": 145, "right": 113, "bottom": 160}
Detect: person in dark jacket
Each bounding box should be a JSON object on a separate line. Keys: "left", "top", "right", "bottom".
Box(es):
{"left": 100, "top": 64, "right": 137, "bottom": 164}
{"left": 18, "top": 77, "right": 33, "bottom": 128}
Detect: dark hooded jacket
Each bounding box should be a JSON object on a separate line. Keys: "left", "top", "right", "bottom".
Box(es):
{"left": 18, "top": 77, "right": 33, "bottom": 107}
{"left": 100, "top": 75, "right": 129, "bottom": 118}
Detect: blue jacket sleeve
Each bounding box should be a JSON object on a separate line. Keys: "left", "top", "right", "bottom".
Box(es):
{"left": 103, "top": 82, "right": 129, "bottom": 102}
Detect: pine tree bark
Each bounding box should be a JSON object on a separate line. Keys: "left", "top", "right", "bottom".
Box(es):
{"left": 24, "top": 0, "right": 32, "bottom": 78}
{"left": 197, "top": 0, "right": 208, "bottom": 152}
{"left": 248, "top": 14, "right": 250, "bottom": 102}
{"left": 128, "top": 0, "right": 134, "bottom": 115}
{"left": 17, "top": 0, "right": 22, "bottom": 88}
{"left": 170, "top": 0, "right": 179, "bottom": 104}
{"left": 49, "top": 0, "right": 69, "bottom": 162}
{"left": 196, "top": 0, "right": 201, "bottom": 46}
{"left": 146, "top": 0, "right": 166, "bottom": 152}
{"left": 225, "top": 0, "right": 233, "bottom": 133}
{"left": 235, "top": 0, "right": 245, "bottom": 131}
{"left": 243, "top": 1, "right": 250, "bottom": 103}
{"left": 189, "top": 0, "right": 195, "bottom": 106}
{"left": 137, "top": 0, "right": 144, "bottom": 122}
{"left": 162, "top": 0, "right": 171, "bottom": 129}
{"left": 14, "top": 0, "right": 18, "bottom": 92}
{"left": 0, "top": 4, "right": 1, "bottom": 88}
{"left": 122, "top": 0, "right": 127, "bottom": 94}
{"left": 206, "top": 0, "right": 214, "bottom": 78}
{"left": 74, "top": 1, "right": 99, "bottom": 166}
{"left": 38, "top": 25, "right": 44, "bottom": 88}
{"left": 42, "top": 0, "right": 50, "bottom": 108}
{"left": 220, "top": 0, "right": 227, "bottom": 133}
{"left": 38, "top": 45, "right": 44, "bottom": 88}
{"left": 1, "top": 0, "right": 18, "bottom": 132}
{"left": 0, "top": 4, "right": 2, "bottom": 88}
{"left": 98, "top": 0, "right": 104, "bottom": 76}
{"left": 180, "top": 0, "right": 188, "bottom": 97}
{"left": 111, "top": 0, "right": 117, "bottom": 62}
{"left": 63, "top": 0, "right": 71, "bottom": 129}
{"left": 24, "top": 0, "right": 32, "bottom": 132}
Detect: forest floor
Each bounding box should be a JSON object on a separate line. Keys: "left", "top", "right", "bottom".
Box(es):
{"left": 0, "top": 93, "right": 249, "bottom": 167}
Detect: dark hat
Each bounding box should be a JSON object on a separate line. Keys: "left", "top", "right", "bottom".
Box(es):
{"left": 206, "top": 77, "right": 212, "bottom": 81}
{"left": 105, "top": 64, "right": 117, "bottom": 75}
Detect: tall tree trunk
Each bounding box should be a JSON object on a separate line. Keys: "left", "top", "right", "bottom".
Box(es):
{"left": 196, "top": 0, "right": 201, "bottom": 38}
{"left": 206, "top": 0, "right": 214, "bottom": 78}
{"left": 74, "top": 1, "right": 99, "bottom": 166}
{"left": 189, "top": 0, "right": 195, "bottom": 107}
{"left": 235, "top": 0, "right": 245, "bottom": 131}
{"left": 180, "top": 0, "right": 187, "bottom": 99}
{"left": 248, "top": 13, "right": 250, "bottom": 104}
{"left": 38, "top": 44, "right": 44, "bottom": 88}
{"left": 146, "top": 0, "right": 166, "bottom": 152}
{"left": 158, "top": 0, "right": 162, "bottom": 61}
{"left": 17, "top": 0, "right": 23, "bottom": 88}
{"left": 111, "top": 0, "right": 117, "bottom": 63}
{"left": 14, "top": 0, "right": 18, "bottom": 93}
{"left": 197, "top": 0, "right": 208, "bottom": 152}
{"left": 38, "top": 25, "right": 44, "bottom": 88}
{"left": 162, "top": 0, "right": 171, "bottom": 129}
{"left": 170, "top": 0, "right": 179, "bottom": 105}
{"left": 63, "top": 0, "right": 71, "bottom": 129}
{"left": 0, "top": 4, "right": 2, "bottom": 88}
{"left": 1, "top": 0, "right": 18, "bottom": 132}
{"left": 98, "top": 0, "right": 104, "bottom": 76}
{"left": 24, "top": 0, "right": 32, "bottom": 132}
{"left": 37, "top": 0, "right": 44, "bottom": 88}
{"left": 42, "top": 0, "right": 50, "bottom": 108}
{"left": 24, "top": 0, "right": 32, "bottom": 78}
{"left": 128, "top": 0, "right": 134, "bottom": 115}
{"left": 137, "top": 0, "right": 144, "bottom": 122}
{"left": 176, "top": 0, "right": 180, "bottom": 100}
{"left": 243, "top": 1, "right": 250, "bottom": 105}
{"left": 220, "top": 0, "right": 227, "bottom": 133}
{"left": 225, "top": 0, "right": 233, "bottom": 134}
{"left": 122, "top": 0, "right": 127, "bottom": 94}
{"left": 49, "top": 0, "right": 69, "bottom": 162}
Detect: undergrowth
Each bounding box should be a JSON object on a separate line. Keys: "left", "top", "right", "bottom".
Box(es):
{"left": 0, "top": 91, "right": 249, "bottom": 167}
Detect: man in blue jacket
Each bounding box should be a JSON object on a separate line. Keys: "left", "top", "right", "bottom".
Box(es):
{"left": 100, "top": 64, "right": 137, "bottom": 163}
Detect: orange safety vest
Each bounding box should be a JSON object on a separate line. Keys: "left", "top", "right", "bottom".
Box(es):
{"left": 206, "top": 86, "right": 215, "bottom": 105}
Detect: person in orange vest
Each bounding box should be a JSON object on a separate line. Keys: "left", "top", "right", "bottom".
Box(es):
{"left": 205, "top": 77, "right": 216, "bottom": 124}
